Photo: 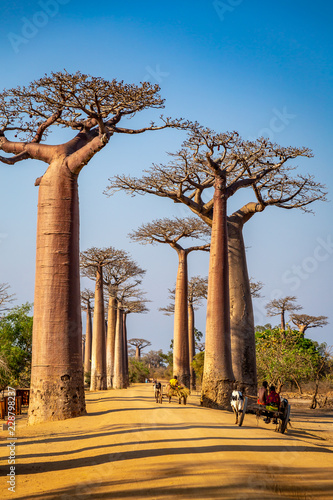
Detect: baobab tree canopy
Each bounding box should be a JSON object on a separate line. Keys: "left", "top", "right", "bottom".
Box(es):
{"left": 0, "top": 71, "right": 178, "bottom": 172}
{"left": 106, "top": 126, "right": 323, "bottom": 226}
{"left": 128, "top": 338, "right": 152, "bottom": 360}
{"left": 129, "top": 216, "right": 211, "bottom": 247}
{"left": 290, "top": 314, "right": 329, "bottom": 333}
{"left": 265, "top": 296, "right": 303, "bottom": 331}
{"left": 128, "top": 338, "right": 152, "bottom": 349}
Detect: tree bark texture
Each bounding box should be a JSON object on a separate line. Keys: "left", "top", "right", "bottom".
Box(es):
{"left": 82, "top": 338, "right": 85, "bottom": 363}
{"left": 28, "top": 162, "right": 86, "bottom": 424}
{"left": 228, "top": 220, "right": 257, "bottom": 395}
{"left": 113, "top": 306, "right": 126, "bottom": 389}
{"left": 173, "top": 249, "right": 190, "bottom": 388}
{"left": 84, "top": 302, "right": 92, "bottom": 377}
{"left": 123, "top": 312, "right": 129, "bottom": 387}
{"left": 202, "top": 174, "right": 234, "bottom": 409}
{"left": 90, "top": 265, "right": 107, "bottom": 390}
{"left": 106, "top": 295, "right": 117, "bottom": 389}
{"left": 188, "top": 303, "right": 196, "bottom": 390}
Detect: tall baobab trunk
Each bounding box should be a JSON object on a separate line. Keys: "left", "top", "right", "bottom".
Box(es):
{"left": 113, "top": 304, "right": 126, "bottom": 389}
{"left": 82, "top": 337, "right": 85, "bottom": 363}
{"left": 281, "top": 311, "right": 286, "bottom": 332}
{"left": 202, "top": 174, "right": 234, "bottom": 408}
{"left": 188, "top": 302, "right": 196, "bottom": 390}
{"left": 106, "top": 295, "right": 117, "bottom": 389}
{"left": 173, "top": 249, "right": 190, "bottom": 388}
{"left": 228, "top": 217, "right": 257, "bottom": 395}
{"left": 84, "top": 301, "right": 93, "bottom": 378}
{"left": 90, "top": 264, "right": 107, "bottom": 390}
{"left": 123, "top": 312, "right": 129, "bottom": 387}
{"left": 135, "top": 346, "right": 141, "bottom": 360}
{"left": 28, "top": 164, "right": 86, "bottom": 424}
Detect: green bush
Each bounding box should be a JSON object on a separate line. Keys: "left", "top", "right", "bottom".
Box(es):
{"left": 84, "top": 371, "right": 91, "bottom": 386}
{"left": 0, "top": 303, "right": 33, "bottom": 389}
{"left": 129, "top": 358, "right": 150, "bottom": 383}
{"left": 255, "top": 326, "right": 330, "bottom": 392}
{"left": 192, "top": 351, "right": 205, "bottom": 385}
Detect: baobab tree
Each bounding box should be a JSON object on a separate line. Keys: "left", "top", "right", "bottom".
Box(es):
{"left": 114, "top": 290, "right": 149, "bottom": 389}
{"left": 129, "top": 216, "right": 210, "bottom": 388}
{"left": 107, "top": 125, "right": 326, "bottom": 400}
{"left": 103, "top": 250, "right": 146, "bottom": 388}
{"left": 0, "top": 71, "right": 185, "bottom": 424}
{"left": 187, "top": 276, "right": 208, "bottom": 389}
{"left": 80, "top": 247, "right": 124, "bottom": 391}
{"left": 102, "top": 248, "right": 129, "bottom": 390}
{"left": 160, "top": 276, "right": 208, "bottom": 389}
{"left": 128, "top": 338, "right": 152, "bottom": 360}
{"left": 81, "top": 289, "right": 94, "bottom": 380}
{"left": 290, "top": 314, "right": 329, "bottom": 334}
{"left": 119, "top": 289, "right": 149, "bottom": 388}
{"left": 265, "top": 296, "right": 302, "bottom": 333}
{"left": 227, "top": 170, "right": 325, "bottom": 392}
{"left": 113, "top": 301, "right": 126, "bottom": 389}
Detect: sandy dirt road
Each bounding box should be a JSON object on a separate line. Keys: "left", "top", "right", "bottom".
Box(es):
{"left": 1, "top": 383, "right": 333, "bottom": 499}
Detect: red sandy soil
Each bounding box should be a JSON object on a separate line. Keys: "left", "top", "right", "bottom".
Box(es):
{"left": 1, "top": 383, "right": 333, "bottom": 500}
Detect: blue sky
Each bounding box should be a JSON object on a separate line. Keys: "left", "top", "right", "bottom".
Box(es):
{"left": 0, "top": 0, "right": 332, "bottom": 352}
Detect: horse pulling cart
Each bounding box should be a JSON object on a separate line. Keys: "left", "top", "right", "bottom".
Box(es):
{"left": 230, "top": 390, "right": 291, "bottom": 434}
{"left": 154, "top": 383, "right": 163, "bottom": 403}
{"left": 153, "top": 383, "right": 189, "bottom": 405}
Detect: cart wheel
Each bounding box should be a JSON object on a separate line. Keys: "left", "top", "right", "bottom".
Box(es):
{"left": 238, "top": 396, "right": 248, "bottom": 427}
{"left": 279, "top": 404, "right": 290, "bottom": 434}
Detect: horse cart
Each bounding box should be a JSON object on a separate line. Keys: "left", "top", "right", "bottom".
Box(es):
{"left": 230, "top": 390, "right": 291, "bottom": 434}
{"left": 153, "top": 383, "right": 189, "bottom": 405}
{"left": 165, "top": 385, "right": 189, "bottom": 405}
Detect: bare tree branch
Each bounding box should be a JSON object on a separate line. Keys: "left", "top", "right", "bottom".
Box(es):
{"left": 106, "top": 126, "right": 325, "bottom": 228}
{"left": 0, "top": 282, "right": 15, "bottom": 315}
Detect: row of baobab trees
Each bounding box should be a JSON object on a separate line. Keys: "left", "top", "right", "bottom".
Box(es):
{"left": 80, "top": 242, "right": 209, "bottom": 393}
{"left": 80, "top": 247, "right": 149, "bottom": 392}
{"left": 0, "top": 71, "right": 326, "bottom": 424}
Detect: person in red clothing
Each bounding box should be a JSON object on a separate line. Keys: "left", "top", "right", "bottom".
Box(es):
{"left": 264, "top": 385, "right": 280, "bottom": 424}
{"left": 266, "top": 385, "right": 280, "bottom": 408}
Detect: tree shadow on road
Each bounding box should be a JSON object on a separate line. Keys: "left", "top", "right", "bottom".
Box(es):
{"left": 7, "top": 464, "right": 333, "bottom": 500}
